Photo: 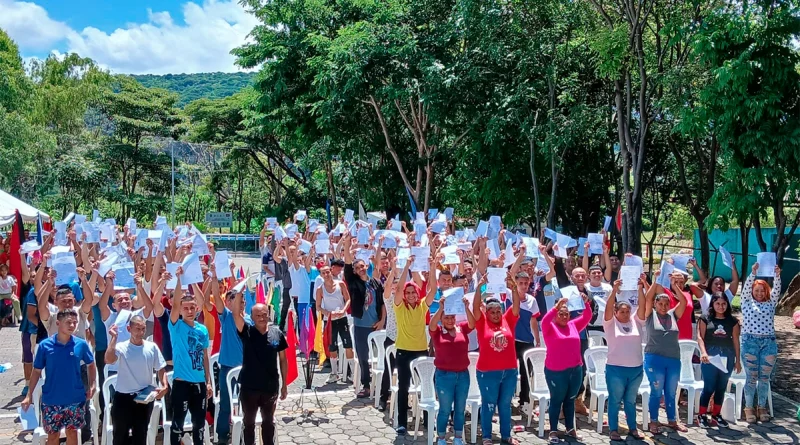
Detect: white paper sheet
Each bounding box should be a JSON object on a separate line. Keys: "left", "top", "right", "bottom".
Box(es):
{"left": 112, "top": 262, "right": 136, "bottom": 290}
{"left": 756, "top": 252, "right": 776, "bottom": 277}
{"left": 719, "top": 246, "right": 733, "bottom": 269}
{"left": 619, "top": 265, "right": 640, "bottom": 291}
{"left": 53, "top": 255, "right": 78, "bottom": 286}
{"left": 443, "top": 287, "right": 466, "bottom": 315}
{"left": 588, "top": 233, "right": 604, "bottom": 255}
{"left": 215, "top": 251, "right": 232, "bottom": 279}
{"left": 486, "top": 267, "right": 506, "bottom": 294}
{"left": 410, "top": 247, "right": 430, "bottom": 272}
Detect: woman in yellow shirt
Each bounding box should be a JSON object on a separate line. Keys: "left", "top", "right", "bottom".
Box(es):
{"left": 393, "top": 255, "right": 436, "bottom": 436}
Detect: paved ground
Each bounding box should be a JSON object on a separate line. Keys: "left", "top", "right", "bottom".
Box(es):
{"left": 1, "top": 253, "right": 797, "bottom": 445}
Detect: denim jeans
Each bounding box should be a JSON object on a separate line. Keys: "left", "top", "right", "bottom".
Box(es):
{"left": 353, "top": 326, "right": 374, "bottom": 389}
{"left": 477, "top": 368, "right": 518, "bottom": 441}
{"left": 606, "top": 364, "right": 643, "bottom": 432}
{"left": 741, "top": 334, "right": 778, "bottom": 409}
{"left": 544, "top": 365, "right": 583, "bottom": 432}
{"left": 434, "top": 369, "right": 469, "bottom": 438}
{"left": 644, "top": 353, "right": 680, "bottom": 422}
{"left": 699, "top": 345, "right": 735, "bottom": 409}
{"left": 217, "top": 365, "right": 234, "bottom": 441}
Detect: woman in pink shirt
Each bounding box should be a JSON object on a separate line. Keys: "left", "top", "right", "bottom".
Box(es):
{"left": 603, "top": 277, "right": 647, "bottom": 441}
{"left": 541, "top": 292, "right": 592, "bottom": 442}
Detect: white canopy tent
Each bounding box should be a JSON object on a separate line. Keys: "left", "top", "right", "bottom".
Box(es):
{"left": 0, "top": 189, "right": 50, "bottom": 227}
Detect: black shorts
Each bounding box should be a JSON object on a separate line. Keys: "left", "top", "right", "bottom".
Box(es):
{"left": 326, "top": 317, "right": 352, "bottom": 352}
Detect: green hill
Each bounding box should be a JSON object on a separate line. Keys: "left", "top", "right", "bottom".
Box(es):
{"left": 131, "top": 72, "right": 256, "bottom": 107}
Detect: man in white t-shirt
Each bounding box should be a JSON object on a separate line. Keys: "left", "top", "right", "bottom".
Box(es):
{"left": 98, "top": 271, "right": 154, "bottom": 373}
{"left": 105, "top": 315, "right": 167, "bottom": 445}
{"left": 586, "top": 265, "right": 613, "bottom": 329}
{"left": 0, "top": 264, "right": 20, "bottom": 323}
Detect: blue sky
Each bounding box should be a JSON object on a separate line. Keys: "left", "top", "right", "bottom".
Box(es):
{"left": 0, "top": 0, "right": 258, "bottom": 74}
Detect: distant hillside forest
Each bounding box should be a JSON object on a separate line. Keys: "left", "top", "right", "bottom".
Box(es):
{"left": 132, "top": 72, "right": 255, "bottom": 106}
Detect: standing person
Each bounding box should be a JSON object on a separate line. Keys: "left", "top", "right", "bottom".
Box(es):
{"left": 342, "top": 234, "right": 385, "bottom": 398}
{"left": 21, "top": 309, "right": 96, "bottom": 445}
{"left": 315, "top": 264, "right": 353, "bottom": 384}
{"left": 429, "top": 294, "right": 475, "bottom": 445}
{"left": 540, "top": 291, "right": 593, "bottom": 442}
{"left": 392, "top": 263, "right": 434, "bottom": 436}
{"left": 740, "top": 262, "right": 781, "bottom": 423}
{"left": 642, "top": 270, "right": 688, "bottom": 434}
{"left": 274, "top": 239, "right": 294, "bottom": 333}
{"left": 378, "top": 257, "right": 403, "bottom": 412}
{"left": 259, "top": 225, "right": 276, "bottom": 285}
{"left": 512, "top": 272, "right": 540, "bottom": 410}
{"left": 105, "top": 316, "right": 168, "bottom": 445}
{"left": 232, "top": 288, "right": 288, "bottom": 445}
{"left": 211, "top": 264, "right": 250, "bottom": 444}
{"left": 0, "top": 263, "right": 21, "bottom": 324}
{"left": 696, "top": 293, "right": 741, "bottom": 428}
{"left": 471, "top": 274, "right": 521, "bottom": 445}
{"left": 603, "top": 278, "right": 647, "bottom": 441}
{"left": 168, "top": 271, "right": 213, "bottom": 445}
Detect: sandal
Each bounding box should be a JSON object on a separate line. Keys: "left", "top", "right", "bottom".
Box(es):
{"left": 483, "top": 440, "right": 493, "bottom": 445}
{"left": 609, "top": 431, "right": 622, "bottom": 441}
{"left": 648, "top": 422, "right": 662, "bottom": 435}
{"left": 668, "top": 421, "right": 688, "bottom": 432}
{"left": 758, "top": 407, "right": 770, "bottom": 422}
{"left": 744, "top": 407, "right": 757, "bottom": 423}
{"left": 548, "top": 432, "right": 561, "bottom": 443}
{"left": 500, "top": 438, "right": 520, "bottom": 445}
{"left": 629, "top": 430, "right": 646, "bottom": 441}
{"left": 565, "top": 429, "right": 583, "bottom": 440}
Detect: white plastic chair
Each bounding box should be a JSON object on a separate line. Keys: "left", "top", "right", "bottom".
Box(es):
{"left": 584, "top": 346, "right": 610, "bottom": 433}
{"left": 411, "top": 357, "right": 438, "bottom": 445}
{"left": 727, "top": 369, "right": 745, "bottom": 420}
{"left": 101, "top": 375, "right": 118, "bottom": 445}
{"left": 209, "top": 353, "right": 220, "bottom": 442}
{"left": 639, "top": 344, "right": 650, "bottom": 428}
{"left": 467, "top": 352, "right": 482, "bottom": 445}
{"left": 349, "top": 323, "right": 360, "bottom": 394}
{"left": 367, "top": 330, "right": 387, "bottom": 406}
{"left": 677, "top": 340, "right": 703, "bottom": 424}
{"left": 227, "top": 366, "right": 280, "bottom": 445}
{"left": 386, "top": 344, "right": 400, "bottom": 427}
{"left": 30, "top": 377, "right": 90, "bottom": 445}
{"left": 162, "top": 371, "right": 212, "bottom": 445}
{"left": 523, "top": 348, "right": 550, "bottom": 438}
{"left": 588, "top": 331, "right": 606, "bottom": 347}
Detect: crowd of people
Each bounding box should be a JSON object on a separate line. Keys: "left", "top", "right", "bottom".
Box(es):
{"left": 2, "top": 208, "right": 786, "bottom": 445}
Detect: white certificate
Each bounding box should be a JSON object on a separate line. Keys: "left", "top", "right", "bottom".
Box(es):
{"left": 215, "top": 251, "right": 232, "bottom": 279}
{"left": 443, "top": 287, "right": 466, "bottom": 315}
{"left": 486, "top": 267, "right": 506, "bottom": 294}
{"left": 619, "top": 265, "right": 640, "bottom": 291}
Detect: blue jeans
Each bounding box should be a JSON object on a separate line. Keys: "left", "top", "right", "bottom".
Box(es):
{"left": 434, "top": 369, "right": 469, "bottom": 438}
{"left": 544, "top": 365, "right": 583, "bottom": 432}
{"left": 477, "top": 368, "right": 517, "bottom": 441}
{"left": 699, "top": 346, "right": 735, "bottom": 409}
{"left": 741, "top": 334, "right": 778, "bottom": 409}
{"left": 606, "top": 365, "right": 643, "bottom": 432}
{"left": 217, "top": 365, "right": 234, "bottom": 441}
{"left": 644, "top": 353, "right": 680, "bottom": 423}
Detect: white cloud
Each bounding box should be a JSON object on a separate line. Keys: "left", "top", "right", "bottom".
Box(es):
{"left": 2, "top": 0, "right": 258, "bottom": 74}
{"left": 0, "top": 0, "right": 75, "bottom": 50}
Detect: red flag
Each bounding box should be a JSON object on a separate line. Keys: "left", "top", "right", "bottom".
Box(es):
{"left": 285, "top": 315, "right": 299, "bottom": 385}
{"left": 9, "top": 210, "right": 24, "bottom": 297}
{"left": 256, "top": 281, "right": 266, "bottom": 304}
{"left": 615, "top": 204, "right": 623, "bottom": 232}
{"left": 239, "top": 266, "right": 245, "bottom": 281}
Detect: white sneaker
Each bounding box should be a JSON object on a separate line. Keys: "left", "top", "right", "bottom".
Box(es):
{"left": 326, "top": 374, "right": 340, "bottom": 384}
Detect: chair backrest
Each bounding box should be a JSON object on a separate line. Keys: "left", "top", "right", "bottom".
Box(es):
{"left": 678, "top": 340, "right": 700, "bottom": 383}
{"left": 367, "top": 330, "right": 387, "bottom": 370}
{"left": 209, "top": 353, "right": 220, "bottom": 396}
{"left": 467, "top": 352, "right": 481, "bottom": 398}
{"left": 385, "top": 344, "right": 396, "bottom": 373}
{"left": 226, "top": 366, "right": 242, "bottom": 415}
{"left": 31, "top": 377, "right": 45, "bottom": 424}
{"left": 410, "top": 357, "right": 436, "bottom": 402}
{"left": 584, "top": 346, "right": 609, "bottom": 391}
{"left": 640, "top": 343, "right": 649, "bottom": 386}
{"left": 349, "top": 322, "right": 357, "bottom": 355}
{"left": 523, "top": 348, "right": 547, "bottom": 392}
{"left": 588, "top": 331, "right": 607, "bottom": 347}
{"left": 102, "top": 374, "right": 118, "bottom": 416}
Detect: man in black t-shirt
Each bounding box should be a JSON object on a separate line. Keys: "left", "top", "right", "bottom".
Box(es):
{"left": 233, "top": 290, "right": 288, "bottom": 445}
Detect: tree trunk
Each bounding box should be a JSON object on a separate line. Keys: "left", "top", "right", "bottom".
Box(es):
{"left": 528, "top": 135, "right": 541, "bottom": 234}
{"left": 697, "top": 229, "right": 710, "bottom": 272}
{"left": 739, "top": 215, "right": 752, "bottom": 281}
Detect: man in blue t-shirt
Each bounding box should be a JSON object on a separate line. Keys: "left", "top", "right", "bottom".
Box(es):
{"left": 211, "top": 265, "right": 251, "bottom": 443}
{"left": 21, "top": 309, "right": 96, "bottom": 443}
{"left": 168, "top": 270, "right": 211, "bottom": 445}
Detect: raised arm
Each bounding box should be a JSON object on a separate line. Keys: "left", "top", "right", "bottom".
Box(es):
{"left": 395, "top": 258, "right": 412, "bottom": 307}
{"left": 471, "top": 275, "right": 486, "bottom": 322}
{"left": 508, "top": 274, "right": 521, "bottom": 317}
{"left": 170, "top": 269, "right": 183, "bottom": 324}
{"left": 672, "top": 280, "right": 688, "bottom": 319}
{"left": 582, "top": 241, "right": 590, "bottom": 271}
{"left": 741, "top": 264, "right": 756, "bottom": 301}
{"left": 771, "top": 266, "right": 782, "bottom": 302}
{"left": 643, "top": 270, "right": 659, "bottom": 319}
{"left": 636, "top": 275, "right": 647, "bottom": 321}
{"left": 232, "top": 286, "right": 246, "bottom": 333}
{"left": 99, "top": 271, "right": 114, "bottom": 322}
{"left": 429, "top": 296, "right": 445, "bottom": 332}
{"left": 728, "top": 255, "right": 739, "bottom": 296}
{"left": 602, "top": 244, "right": 612, "bottom": 282}
{"left": 605, "top": 279, "right": 621, "bottom": 322}
{"left": 509, "top": 243, "right": 526, "bottom": 277}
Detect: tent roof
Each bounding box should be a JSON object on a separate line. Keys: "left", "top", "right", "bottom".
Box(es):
{"left": 0, "top": 189, "right": 50, "bottom": 227}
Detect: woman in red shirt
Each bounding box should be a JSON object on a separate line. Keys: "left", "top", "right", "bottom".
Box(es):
{"left": 472, "top": 274, "right": 521, "bottom": 445}
{"left": 429, "top": 293, "right": 475, "bottom": 445}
